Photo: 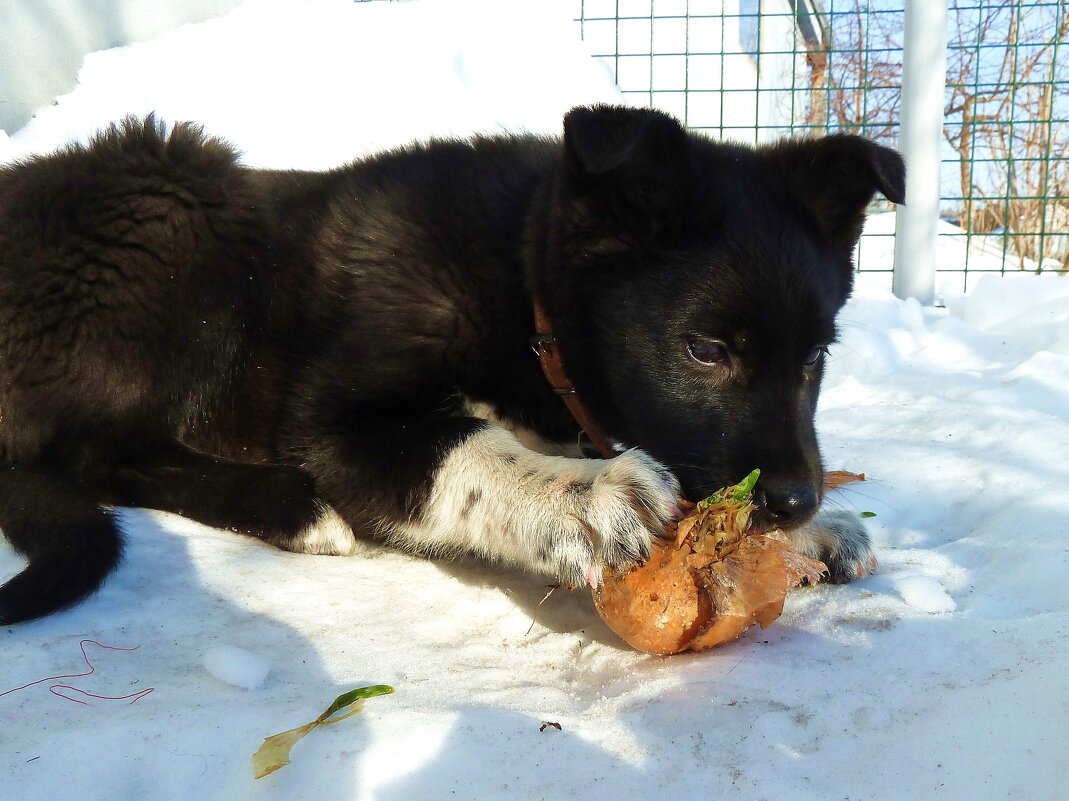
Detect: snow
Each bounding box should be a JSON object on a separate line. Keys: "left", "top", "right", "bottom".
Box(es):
{"left": 854, "top": 210, "right": 1065, "bottom": 297}
{"left": 204, "top": 645, "right": 273, "bottom": 691}
{"left": 2, "top": 2, "right": 1068, "bottom": 800}
{"left": 1, "top": 0, "right": 620, "bottom": 168}
{"left": 892, "top": 575, "right": 957, "bottom": 614}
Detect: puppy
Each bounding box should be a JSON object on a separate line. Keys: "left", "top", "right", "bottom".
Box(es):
{"left": 0, "top": 106, "right": 903, "bottom": 623}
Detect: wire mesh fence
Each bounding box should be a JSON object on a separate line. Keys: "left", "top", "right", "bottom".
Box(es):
{"left": 574, "top": 0, "right": 1069, "bottom": 291}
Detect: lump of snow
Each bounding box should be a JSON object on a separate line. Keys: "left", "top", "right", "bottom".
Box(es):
{"left": 894, "top": 575, "right": 957, "bottom": 614}
{"left": 203, "top": 645, "right": 271, "bottom": 690}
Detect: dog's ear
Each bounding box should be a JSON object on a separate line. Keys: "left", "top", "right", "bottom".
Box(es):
{"left": 561, "top": 105, "right": 692, "bottom": 240}
{"left": 773, "top": 135, "right": 906, "bottom": 251}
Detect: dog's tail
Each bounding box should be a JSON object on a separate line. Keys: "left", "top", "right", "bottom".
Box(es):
{"left": 0, "top": 464, "right": 123, "bottom": 624}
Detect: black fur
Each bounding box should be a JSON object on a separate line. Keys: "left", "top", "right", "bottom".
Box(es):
{"left": 0, "top": 108, "right": 904, "bottom": 622}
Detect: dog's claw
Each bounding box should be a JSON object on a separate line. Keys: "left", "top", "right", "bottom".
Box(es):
{"left": 586, "top": 566, "right": 601, "bottom": 589}
{"left": 851, "top": 556, "right": 878, "bottom": 581}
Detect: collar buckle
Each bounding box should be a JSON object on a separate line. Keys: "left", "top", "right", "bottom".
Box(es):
{"left": 530, "top": 333, "right": 556, "bottom": 357}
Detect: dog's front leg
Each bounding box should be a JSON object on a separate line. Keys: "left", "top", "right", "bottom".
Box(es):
{"left": 299, "top": 415, "right": 680, "bottom": 587}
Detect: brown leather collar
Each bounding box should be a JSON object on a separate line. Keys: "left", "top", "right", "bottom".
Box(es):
{"left": 531, "top": 298, "right": 616, "bottom": 458}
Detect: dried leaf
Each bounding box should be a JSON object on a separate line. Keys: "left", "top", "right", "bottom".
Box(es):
{"left": 823, "top": 470, "right": 866, "bottom": 490}
{"left": 252, "top": 721, "right": 320, "bottom": 780}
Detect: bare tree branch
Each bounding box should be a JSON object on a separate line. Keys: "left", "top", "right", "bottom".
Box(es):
{"left": 817, "top": 0, "right": 1069, "bottom": 269}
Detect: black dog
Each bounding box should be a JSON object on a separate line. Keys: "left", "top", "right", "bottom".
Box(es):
{"left": 0, "top": 106, "right": 904, "bottom": 624}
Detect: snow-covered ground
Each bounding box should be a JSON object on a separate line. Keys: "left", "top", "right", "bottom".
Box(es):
{"left": 2, "top": 2, "right": 1067, "bottom": 800}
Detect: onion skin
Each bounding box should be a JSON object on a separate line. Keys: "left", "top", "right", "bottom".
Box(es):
{"left": 592, "top": 482, "right": 828, "bottom": 655}
{"left": 591, "top": 542, "right": 713, "bottom": 655}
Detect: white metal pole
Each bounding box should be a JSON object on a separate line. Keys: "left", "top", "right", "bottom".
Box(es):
{"left": 892, "top": 0, "right": 948, "bottom": 305}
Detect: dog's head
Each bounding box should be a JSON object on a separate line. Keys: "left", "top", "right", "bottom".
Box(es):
{"left": 540, "top": 105, "right": 904, "bottom": 532}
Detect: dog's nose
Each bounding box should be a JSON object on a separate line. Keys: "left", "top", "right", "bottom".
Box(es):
{"left": 753, "top": 480, "right": 819, "bottom": 529}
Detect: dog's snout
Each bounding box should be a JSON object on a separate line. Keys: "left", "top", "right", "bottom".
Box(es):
{"left": 753, "top": 480, "right": 819, "bottom": 529}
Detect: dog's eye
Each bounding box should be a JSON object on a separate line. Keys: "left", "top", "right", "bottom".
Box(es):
{"left": 804, "top": 347, "right": 828, "bottom": 368}
{"left": 686, "top": 335, "right": 730, "bottom": 366}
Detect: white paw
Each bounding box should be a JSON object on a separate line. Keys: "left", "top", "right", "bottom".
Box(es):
{"left": 787, "top": 510, "right": 877, "bottom": 583}
{"left": 291, "top": 505, "right": 357, "bottom": 556}
{"left": 568, "top": 449, "right": 675, "bottom": 581}
{"left": 511, "top": 447, "right": 680, "bottom": 588}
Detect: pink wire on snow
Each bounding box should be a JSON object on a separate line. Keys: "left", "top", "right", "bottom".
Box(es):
{"left": 0, "top": 639, "right": 154, "bottom": 705}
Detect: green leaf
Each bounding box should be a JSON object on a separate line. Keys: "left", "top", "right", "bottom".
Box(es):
{"left": 697, "top": 468, "right": 762, "bottom": 510}
{"left": 730, "top": 468, "right": 762, "bottom": 502}
{"left": 318, "top": 684, "right": 395, "bottom": 723}
{"left": 254, "top": 685, "right": 395, "bottom": 780}
{"left": 860, "top": 511, "right": 877, "bottom": 518}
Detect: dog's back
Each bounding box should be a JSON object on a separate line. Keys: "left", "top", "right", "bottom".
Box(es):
{"left": 0, "top": 118, "right": 271, "bottom": 458}
{"left": 0, "top": 119, "right": 277, "bottom": 621}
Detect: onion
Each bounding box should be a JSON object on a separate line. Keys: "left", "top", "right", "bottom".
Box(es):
{"left": 593, "top": 470, "right": 828, "bottom": 655}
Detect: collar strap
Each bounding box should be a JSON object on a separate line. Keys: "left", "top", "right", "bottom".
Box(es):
{"left": 531, "top": 299, "right": 616, "bottom": 458}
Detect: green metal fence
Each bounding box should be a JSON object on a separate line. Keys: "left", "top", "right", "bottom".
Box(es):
{"left": 575, "top": 0, "right": 1069, "bottom": 292}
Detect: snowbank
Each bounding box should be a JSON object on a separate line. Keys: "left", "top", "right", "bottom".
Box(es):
{"left": 3, "top": 0, "right": 621, "bottom": 169}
